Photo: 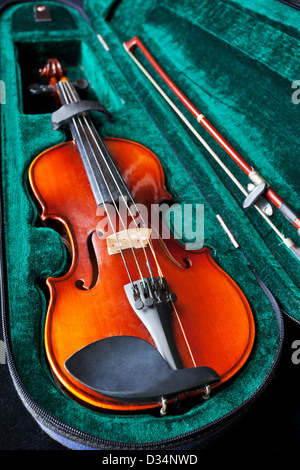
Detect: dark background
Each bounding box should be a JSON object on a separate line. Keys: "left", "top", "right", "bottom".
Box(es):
{"left": 1, "top": 313, "right": 299, "bottom": 451}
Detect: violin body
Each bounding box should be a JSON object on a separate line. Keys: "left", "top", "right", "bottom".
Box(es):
{"left": 29, "top": 134, "right": 255, "bottom": 411}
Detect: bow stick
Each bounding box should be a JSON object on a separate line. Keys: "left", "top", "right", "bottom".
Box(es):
{"left": 123, "top": 37, "right": 300, "bottom": 262}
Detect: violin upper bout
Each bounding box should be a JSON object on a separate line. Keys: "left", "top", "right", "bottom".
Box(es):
{"left": 103, "top": 137, "right": 172, "bottom": 206}
{"left": 29, "top": 140, "right": 79, "bottom": 217}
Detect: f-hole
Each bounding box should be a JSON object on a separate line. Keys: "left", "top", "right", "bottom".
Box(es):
{"left": 75, "top": 231, "right": 99, "bottom": 290}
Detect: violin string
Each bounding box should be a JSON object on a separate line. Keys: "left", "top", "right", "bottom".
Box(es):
{"left": 64, "top": 80, "right": 164, "bottom": 282}
{"left": 172, "top": 302, "right": 197, "bottom": 367}
{"left": 58, "top": 80, "right": 137, "bottom": 286}
{"left": 60, "top": 80, "right": 145, "bottom": 284}
{"left": 68, "top": 83, "right": 166, "bottom": 288}
{"left": 76, "top": 118, "right": 147, "bottom": 285}
{"left": 60, "top": 79, "right": 195, "bottom": 367}
{"left": 63, "top": 81, "right": 155, "bottom": 264}
{"left": 80, "top": 116, "right": 161, "bottom": 281}
{"left": 80, "top": 113, "right": 163, "bottom": 280}
{"left": 78, "top": 114, "right": 155, "bottom": 281}
{"left": 63, "top": 84, "right": 196, "bottom": 365}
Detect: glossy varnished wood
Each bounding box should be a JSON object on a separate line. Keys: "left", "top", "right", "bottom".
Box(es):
{"left": 29, "top": 137, "right": 255, "bottom": 411}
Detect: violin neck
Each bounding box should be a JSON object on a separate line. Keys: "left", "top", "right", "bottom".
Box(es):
{"left": 56, "top": 79, "right": 129, "bottom": 207}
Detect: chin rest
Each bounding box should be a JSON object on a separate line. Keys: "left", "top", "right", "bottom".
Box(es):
{"left": 65, "top": 336, "right": 220, "bottom": 403}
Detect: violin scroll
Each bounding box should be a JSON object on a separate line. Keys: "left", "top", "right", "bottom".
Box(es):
{"left": 29, "top": 59, "right": 89, "bottom": 98}
{"left": 39, "top": 58, "right": 65, "bottom": 83}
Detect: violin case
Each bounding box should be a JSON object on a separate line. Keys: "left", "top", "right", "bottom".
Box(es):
{"left": 0, "top": 0, "right": 299, "bottom": 450}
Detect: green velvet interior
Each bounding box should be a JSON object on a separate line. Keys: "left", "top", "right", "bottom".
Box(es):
{"left": 0, "top": 0, "right": 299, "bottom": 446}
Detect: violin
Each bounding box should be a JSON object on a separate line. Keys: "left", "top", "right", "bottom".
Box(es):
{"left": 29, "top": 59, "right": 255, "bottom": 414}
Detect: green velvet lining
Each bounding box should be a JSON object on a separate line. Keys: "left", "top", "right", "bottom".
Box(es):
{"left": 0, "top": 0, "right": 298, "bottom": 446}
{"left": 101, "top": 0, "right": 300, "bottom": 309}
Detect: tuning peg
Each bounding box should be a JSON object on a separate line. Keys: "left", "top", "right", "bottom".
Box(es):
{"left": 72, "top": 78, "right": 89, "bottom": 90}
{"left": 28, "top": 83, "right": 55, "bottom": 95}
{"left": 168, "top": 293, "right": 177, "bottom": 302}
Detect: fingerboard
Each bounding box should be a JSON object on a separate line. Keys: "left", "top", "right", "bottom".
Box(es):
{"left": 57, "top": 79, "right": 129, "bottom": 207}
